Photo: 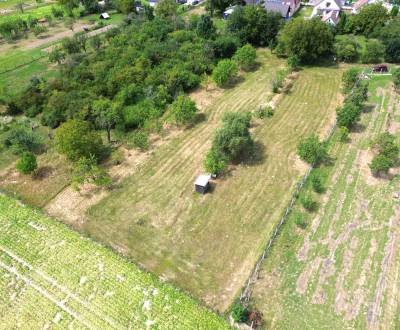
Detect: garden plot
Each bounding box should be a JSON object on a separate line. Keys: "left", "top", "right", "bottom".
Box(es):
{"left": 0, "top": 194, "right": 230, "bottom": 329}
{"left": 252, "top": 76, "right": 400, "bottom": 329}
{"left": 83, "top": 56, "right": 343, "bottom": 311}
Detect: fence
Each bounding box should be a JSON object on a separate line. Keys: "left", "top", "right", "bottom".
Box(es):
{"left": 239, "top": 72, "right": 366, "bottom": 307}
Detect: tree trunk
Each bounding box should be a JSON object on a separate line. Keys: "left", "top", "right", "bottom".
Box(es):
{"left": 107, "top": 128, "right": 111, "bottom": 143}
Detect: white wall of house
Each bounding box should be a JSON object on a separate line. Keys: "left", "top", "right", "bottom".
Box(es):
{"left": 312, "top": 0, "right": 341, "bottom": 16}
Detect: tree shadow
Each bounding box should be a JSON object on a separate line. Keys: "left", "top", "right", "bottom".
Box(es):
{"left": 241, "top": 141, "right": 267, "bottom": 166}
{"left": 222, "top": 76, "right": 245, "bottom": 89}
{"left": 350, "top": 122, "right": 366, "bottom": 133}
{"left": 33, "top": 166, "right": 53, "bottom": 180}
{"left": 362, "top": 104, "right": 375, "bottom": 113}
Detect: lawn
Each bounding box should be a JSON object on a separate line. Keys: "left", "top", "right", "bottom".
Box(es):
{"left": 83, "top": 51, "right": 344, "bottom": 311}
{"left": 0, "top": 194, "right": 231, "bottom": 329}
{"left": 251, "top": 75, "right": 400, "bottom": 329}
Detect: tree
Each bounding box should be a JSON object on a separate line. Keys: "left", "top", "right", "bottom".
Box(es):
{"left": 48, "top": 46, "right": 65, "bottom": 64}
{"left": 341, "top": 68, "right": 359, "bottom": 93}
{"left": 226, "top": 6, "right": 282, "bottom": 46}
{"left": 204, "top": 149, "right": 227, "bottom": 175}
{"left": 169, "top": 95, "right": 198, "bottom": 125}
{"left": 212, "top": 112, "right": 253, "bottom": 161}
{"left": 233, "top": 44, "right": 256, "bottom": 71}
{"left": 89, "top": 35, "right": 102, "bottom": 52}
{"left": 58, "top": 0, "right": 79, "bottom": 15}
{"left": 155, "top": 0, "right": 178, "bottom": 18}
{"left": 277, "top": 18, "right": 334, "bottom": 63}
{"left": 71, "top": 155, "right": 111, "bottom": 191}
{"left": 336, "top": 102, "right": 362, "bottom": 128}
{"left": 348, "top": 4, "right": 389, "bottom": 36}
{"left": 390, "top": 5, "right": 399, "bottom": 18}
{"left": 55, "top": 119, "right": 105, "bottom": 162}
{"left": 361, "top": 39, "right": 384, "bottom": 64}
{"left": 16, "top": 152, "right": 37, "bottom": 174}
{"left": 212, "top": 59, "right": 238, "bottom": 87}
{"left": 334, "top": 38, "right": 359, "bottom": 62}
{"left": 384, "top": 38, "right": 400, "bottom": 63}
{"left": 115, "top": 0, "right": 135, "bottom": 14}
{"left": 369, "top": 132, "right": 399, "bottom": 175}
{"left": 212, "top": 34, "right": 240, "bottom": 59}
{"left": 205, "top": 0, "right": 231, "bottom": 16}
{"left": 92, "top": 98, "right": 120, "bottom": 143}
{"left": 81, "top": 0, "right": 99, "bottom": 13}
{"left": 196, "top": 15, "right": 215, "bottom": 39}
{"left": 297, "top": 134, "right": 328, "bottom": 164}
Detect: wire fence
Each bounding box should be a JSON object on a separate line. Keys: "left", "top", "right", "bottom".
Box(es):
{"left": 0, "top": 54, "right": 47, "bottom": 76}
{"left": 238, "top": 71, "right": 371, "bottom": 310}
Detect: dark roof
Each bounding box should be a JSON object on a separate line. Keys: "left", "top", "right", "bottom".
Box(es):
{"left": 244, "top": 0, "right": 260, "bottom": 5}
{"left": 264, "top": 1, "right": 290, "bottom": 17}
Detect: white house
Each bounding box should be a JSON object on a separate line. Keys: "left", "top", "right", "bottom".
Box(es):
{"left": 311, "top": 0, "right": 342, "bottom": 17}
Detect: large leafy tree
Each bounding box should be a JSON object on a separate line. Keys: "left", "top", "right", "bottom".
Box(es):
{"left": 277, "top": 18, "right": 334, "bottom": 63}
{"left": 169, "top": 95, "right": 198, "bottom": 125}
{"left": 346, "top": 3, "right": 389, "bottom": 36}
{"left": 227, "top": 6, "right": 282, "bottom": 46}
{"left": 55, "top": 119, "right": 105, "bottom": 162}
{"left": 196, "top": 15, "right": 216, "bottom": 39}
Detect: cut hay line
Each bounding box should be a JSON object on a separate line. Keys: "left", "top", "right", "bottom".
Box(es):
{"left": 0, "top": 245, "right": 123, "bottom": 330}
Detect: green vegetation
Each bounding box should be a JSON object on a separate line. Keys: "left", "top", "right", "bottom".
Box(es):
{"left": 85, "top": 57, "right": 343, "bottom": 311}
{"left": 0, "top": 194, "right": 230, "bottom": 329}
{"left": 16, "top": 151, "right": 37, "bottom": 174}
{"left": 169, "top": 95, "right": 198, "bottom": 126}
{"left": 297, "top": 134, "right": 328, "bottom": 165}
{"left": 252, "top": 75, "right": 400, "bottom": 330}
{"left": 233, "top": 44, "right": 256, "bottom": 71}
{"left": 369, "top": 132, "right": 399, "bottom": 176}
{"left": 212, "top": 59, "right": 238, "bottom": 87}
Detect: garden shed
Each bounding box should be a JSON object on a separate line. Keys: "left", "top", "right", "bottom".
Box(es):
{"left": 100, "top": 12, "right": 110, "bottom": 19}
{"left": 194, "top": 174, "right": 211, "bottom": 194}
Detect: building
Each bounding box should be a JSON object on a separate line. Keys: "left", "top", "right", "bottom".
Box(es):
{"left": 264, "top": 0, "right": 300, "bottom": 18}
{"left": 321, "top": 9, "right": 340, "bottom": 25}
{"left": 99, "top": 12, "right": 110, "bottom": 19}
{"left": 311, "top": 0, "right": 342, "bottom": 17}
{"left": 194, "top": 174, "right": 211, "bottom": 194}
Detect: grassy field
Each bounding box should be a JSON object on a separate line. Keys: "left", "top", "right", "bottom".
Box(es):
{"left": 82, "top": 51, "right": 344, "bottom": 311}
{"left": 252, "top": 75, "right": 400, "bottom": 329}
{"left": 0, "top": 194, "right": 231, "bottom": 329}
{"left": 0, "top": 3, "right": 53, "bottom": 22}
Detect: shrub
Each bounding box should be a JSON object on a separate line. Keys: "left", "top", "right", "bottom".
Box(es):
{"left": 132, "top": 131, "right": 150, "bottom": 151}
{"left": 339, "top": 126, "right": 349, "bottom": 142}
{"left": 212, "top": 60, "right": 238, "bottom": 87}
{"left": 310, "top": 172, "right": 324, "bottom": 193}
{"left": 169, "top": 95, "right": 198, "bottom": 125}
{"left": 72, "top": 155, "right": 111, "bottom": 191}
{"left": 231, "top": 301, "right": 248, "bottom": 323}
{"left": 369, "top": 154, "right": 394, "bottom": 175}
{"left": 336, "top": 102, "right": 362, "bottom": 128}
{"left": 335, "top": 38, "right": 359, "bottom": 62}
{"left": 297, "top": 134, "right": 328, "bottom": 165}
{"left": 342, "top": 68, "right": 359, "bottom": 94}
{"left": 255, "top": 106, "right": 273, "bottom": 119}
{"left": 287, "top": 55, "right": 300, "bottom": 71}
{"left": 294, "top": 212, "right": 307, "bottom": 229}
{"left": 233, "top": 44, "right": 257, "bottom": 71}
{"left": 32, "top": 25, "right": 48, "bottom": 37}
{"left": 369, "top": 132, "right": 399, "bottom": 175}
{"left": 361, "top": 39, "right": 384, "bottom": 64}
{"left": 203, "top": 149, "right": 227, "bottom": 175}
{"left": 16, "top": 152, "right": 37, "bottom": 174}
{"left": 4, "top": 127, "right": 42, "bottom": 155}
{"left": 300, "top": 193, "right": 317, "bottom": 212}
{"left": 393, "top": 68, "right": 400, "bottom": 90}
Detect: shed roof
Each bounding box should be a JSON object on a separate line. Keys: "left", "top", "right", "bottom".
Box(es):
{"left": 195, "top": 174, "right": 211, "bottom": 187}
{"left": 100, "top": 12, "right": 110, "bottom": 18}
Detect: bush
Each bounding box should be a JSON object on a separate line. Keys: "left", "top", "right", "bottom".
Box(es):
{"left": 203, "top": 149, "right": 227, "bottom": 175}
{"left": 336, "top": 102, "right": 362, "bottom": 128}
{"left": 32, "top": 25, "right": 48, "bottom": 37}
{"left": 231, "top": 302, "right": 248, "bottom": 323}
{"left": 213, "top": 34, "right": 240, "bottom": 59}
{"left": 297, "top": 134, "right": 328, "bottom": 165}
{"left": 339, "top": 126, "right": 349, "bottom": 142}
{"left": 369, "top": 132, "right": 399, "bottom": 175}
{"left": 16, "top": 152, "right": 37, "bottom": 174}
{"left": 255, "top": 106, "right": 273, "bottom": 119}
{"left": 72, "top": 155, "right": 111, "bottom": 191}
{"left": 310, "top": 172, "right": 324, "bottom": 193}
{"left": 4, "top": 127, "right": 42, "bottom": 155}
{"left": 294, "top": 212, "right": 307, "bottom": 229}
{"left": 393, "top": 68, "right": 400, "bottom": 90}
{"left": 361, "top": 39, "right": 384, "bottom": 64}
{"left": 51, "top": 6, "right": 64, "bottom": 18}
{"left": 335, "top": 38, "right": 359, "bottom": 62}
{"left": 342, "top": 68, "right": 359, "bottom": 94}
{"left": 369, "top": 154, "right": 394, "bottom": 175}
{"left": 300, "top": 193, "right": 317, "bottom": 212}
{"left": 132, "top": 131, "right": 150, "bottom": 151}
{"left": 212, "top": 60, "right": 238, "bottom": 87}
{"left": 233, "top": 44, "right": 257, "bottom": 71}
{"left": 123, "top": 100, "right": 159, "bottom": 130}
{"left": 169, "top": 95, "right": 198, "bottom": 125}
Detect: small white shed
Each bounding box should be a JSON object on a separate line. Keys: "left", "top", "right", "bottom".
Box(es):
{"left": 194, "top": 174, "right": 211, "bottom": 194}
{"left": 100, "top": 12, "right": 110, "bottom": 19}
